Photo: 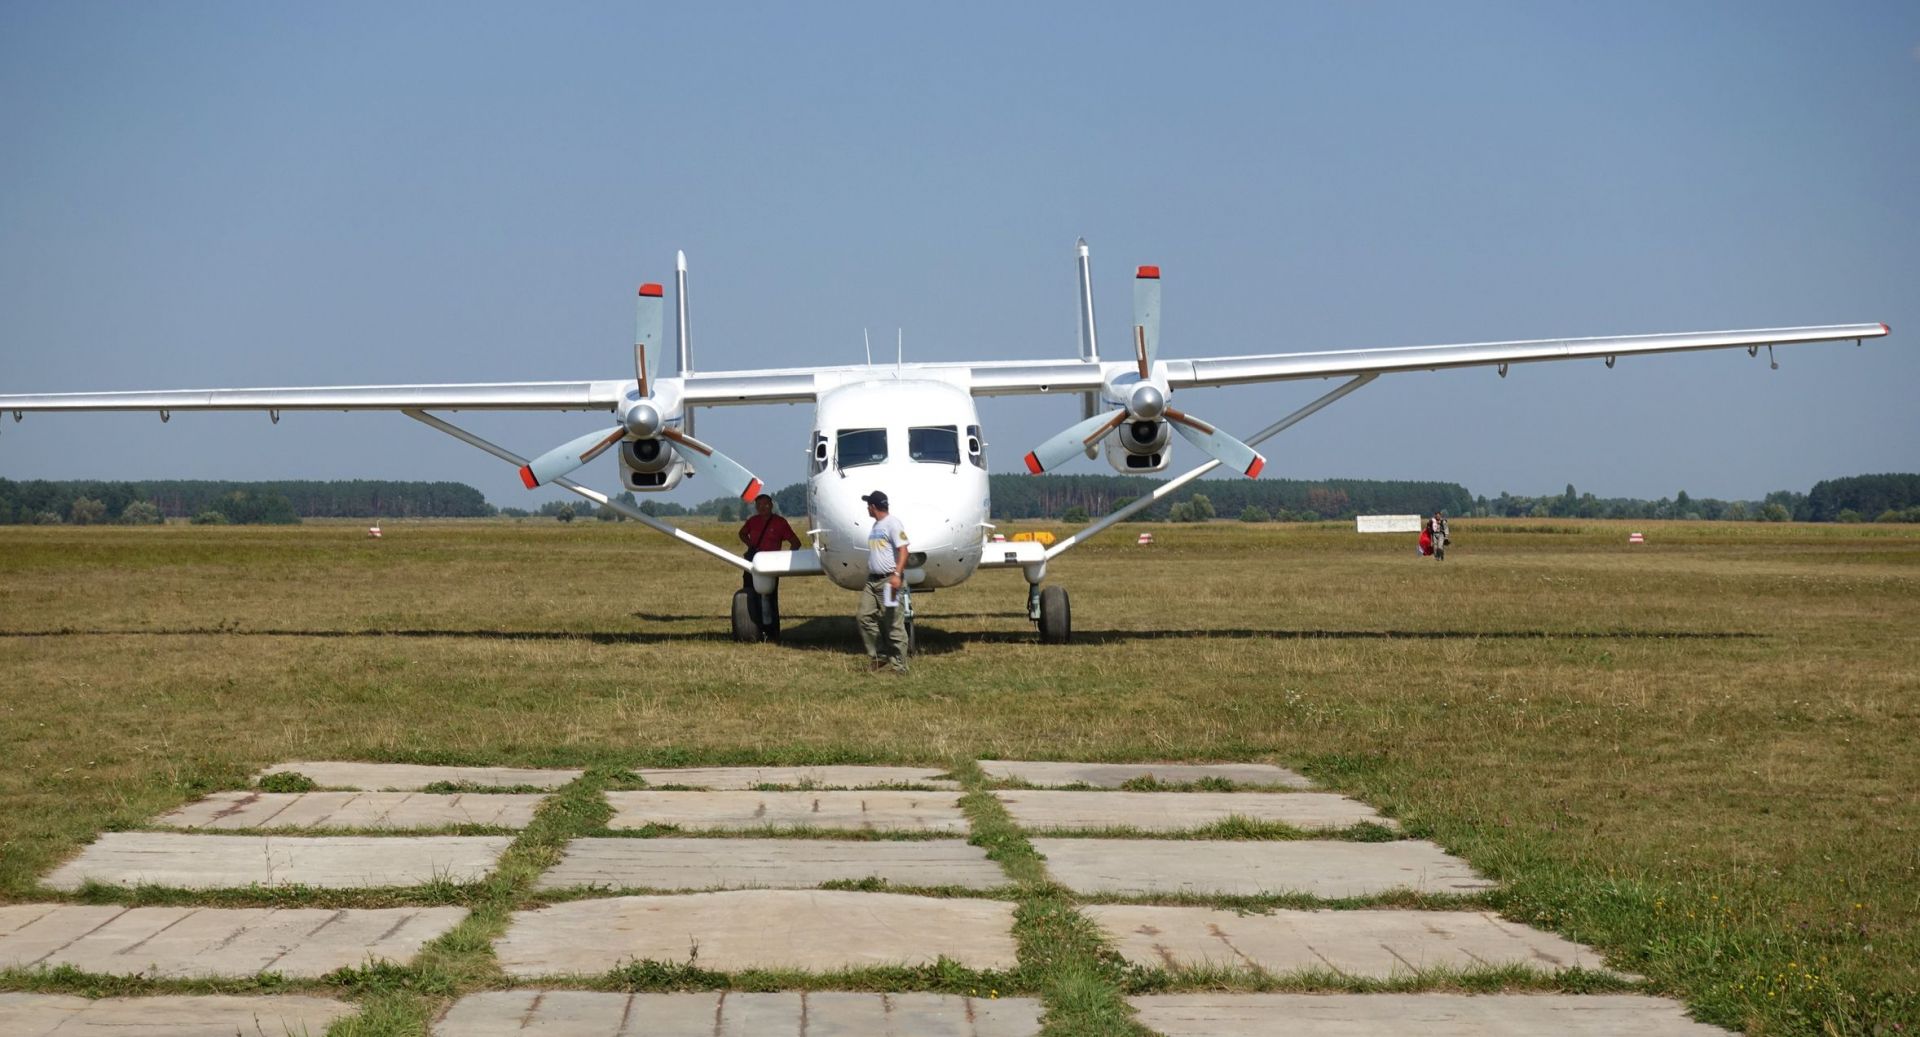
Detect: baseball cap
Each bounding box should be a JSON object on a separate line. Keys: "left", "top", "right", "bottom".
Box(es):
{"left": 861, "top": 491, "right": 889, "bottom": 509}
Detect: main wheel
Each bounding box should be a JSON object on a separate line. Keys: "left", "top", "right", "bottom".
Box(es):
{"left": 730, "top": 590, "right": 758, "bottom": 643}
{"left": 1038, "top": 585, "right": 1071, "bottom": 644}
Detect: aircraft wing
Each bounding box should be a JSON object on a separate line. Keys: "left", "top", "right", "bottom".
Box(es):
{"left": 0, "top": 380, "right": 630, "bottom": 414}
{"left": 960, "top": 323, "right": 1889, "bottom": 396}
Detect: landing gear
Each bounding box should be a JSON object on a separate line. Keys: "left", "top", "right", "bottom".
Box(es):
{"left": 1037, "top": 585, "right": 1071, "bottom": 644}
{"left": 729, "top": 590, "right": 758, "bottom": 643}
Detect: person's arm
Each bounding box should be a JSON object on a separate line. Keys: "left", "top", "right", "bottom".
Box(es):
{"left": 889, "top": 528, "right": 909, "bottom": 589}
{"left": 783, "top": 519, "right": 803, "bottom": 550}
{"left": 738, "top": 518, "right": 753, "bottom": 546}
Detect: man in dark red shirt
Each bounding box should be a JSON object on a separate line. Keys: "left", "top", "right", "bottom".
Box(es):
{"left": 739, "top": 493, "right": 803, "bottom": 641}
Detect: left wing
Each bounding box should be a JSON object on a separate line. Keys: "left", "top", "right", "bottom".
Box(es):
{"left": 960, "top": 323, "right": 1889, "bottom": 397}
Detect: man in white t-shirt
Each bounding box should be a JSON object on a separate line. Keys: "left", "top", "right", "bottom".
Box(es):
{"left": 858, "top": 490, "right": 910, "bottom": 673}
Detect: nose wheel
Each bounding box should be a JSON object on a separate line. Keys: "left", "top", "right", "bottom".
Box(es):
{"left": 1036, "top": 585, "right": 1071, "bottom": 644}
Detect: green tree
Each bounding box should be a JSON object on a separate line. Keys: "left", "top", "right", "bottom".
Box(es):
{"left": 120, "top": 500, "right": 163, "bottom": 525}
{"left": 1062, "top": 505, "right": 1089, "bottom": 523}
{"left": 190, "top": 510, "right": 228, "bottom": 525}
{"left": 1188, "top": 494, "right": 1215, "bottom": 521}
{"left": 1239, "top": 505, "right": 1269, "bottom": 522}
{"left": 555, "top": 503, "right": 575, "bottom": 523}
{"left": 1168, "top": 502, "right": 1194, "bottom": 523}
{"left": 1760, "top": 503, "right": 1790, "bottom": 522}
{"left": 68, "top": 497, "right": 107, "bottom": 525}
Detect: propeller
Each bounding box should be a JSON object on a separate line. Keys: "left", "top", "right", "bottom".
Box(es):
{"left": 518, "top": 281, "right": 763, "bottom": 499}
{"left": 1023, "top": 264, "right": 1266, "bottom": 478}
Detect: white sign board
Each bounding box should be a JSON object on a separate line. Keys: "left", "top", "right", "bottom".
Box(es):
{"left": 1356, "top": 514, "right": 1422, "bottom": 534}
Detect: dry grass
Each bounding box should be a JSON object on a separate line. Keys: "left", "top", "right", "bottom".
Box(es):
{"left": 1, "top": 517, "right": 1916, "bottom": 1033}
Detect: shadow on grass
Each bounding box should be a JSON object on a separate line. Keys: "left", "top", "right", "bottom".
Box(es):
{"left": 0, "top": 624, "right": 1764, "bottom": 654}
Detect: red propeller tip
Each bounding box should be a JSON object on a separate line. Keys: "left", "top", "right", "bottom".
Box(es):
{"left": 638, "top": 283, "right": 664, "bottom": 297}
{"left": 1881, "top": 323, "right": 1891, "bottom": 335}
{"left": 740, "top": 478, "right": 763, "bottom": 502}
{"left": 1245, "top": 457, "right": 1265, "bottom": 479}
{"left": 518, "top": 465, "right": 540, "bottom": 489}
{"left": 1136, "top": 265, "right": 1160, "bottom": 279}
{"left": 1023, "top": 452, "right": 1043, "bottom": 475}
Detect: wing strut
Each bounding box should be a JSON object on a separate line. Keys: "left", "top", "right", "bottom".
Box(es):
{"left": 403, "top": 409, "right": 750, "bottom": 572}
{"left": 1043, "top": 373, "right": 1377, "bottom": 561}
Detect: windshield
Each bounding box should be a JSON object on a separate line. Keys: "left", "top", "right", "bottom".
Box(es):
{"left": 836, "top": 428, "right": 887, "bottom": 469}
{"left": 908, "top": 425, "right": 960, "bottom": 465}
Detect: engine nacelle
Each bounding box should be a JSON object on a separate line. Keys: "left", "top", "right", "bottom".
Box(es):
{"left": 1105, "top": 419, "right": 1173, "bottom": 473}
{"left": 619, "top": 437, "right": 690, "bottom": 491}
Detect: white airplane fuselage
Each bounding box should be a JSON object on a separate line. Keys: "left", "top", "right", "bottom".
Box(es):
{"left": 803, "top": 377, "right": 990, "bottom": 592}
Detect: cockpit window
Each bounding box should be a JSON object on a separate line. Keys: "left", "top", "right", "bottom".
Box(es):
{"left": 965, "top": 424, "right": 985, "bottom": 469}
{"left": 835, "top": 428, "right": 887, "bottom": 469}
{"left": 909, "top": 425, "right": 960, "bottom": 465}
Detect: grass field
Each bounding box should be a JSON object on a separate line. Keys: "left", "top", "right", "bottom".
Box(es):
{"left": 1, "top": 517, "right": 1915, "bottom": 1035}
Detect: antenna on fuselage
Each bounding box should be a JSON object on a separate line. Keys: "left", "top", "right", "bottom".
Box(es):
{"left": 863, "top": 328, "right": 873, "bottom": 367}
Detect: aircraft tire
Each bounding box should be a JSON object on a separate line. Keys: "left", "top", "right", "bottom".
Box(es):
{"left": 730, "top": 590, "right": 758, "bottom": 643}
{"left": 1038, "top": 585, "right": 1071, "bottom": 644}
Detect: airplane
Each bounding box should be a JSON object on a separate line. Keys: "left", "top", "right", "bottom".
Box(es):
{"left": 0, "top": 242, "right": 1891, "bottom": 646}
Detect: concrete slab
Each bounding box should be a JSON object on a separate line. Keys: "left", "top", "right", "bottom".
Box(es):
{"left": 606, "top": 791, "right": 967, "bottom": 833}
{"left": 496, "top": 890, "right": 1019, "bottom": 974}
{"left": 0, "top": 992, "right": 355, "bottom": 1036}
{"left": 0, "top": 903, "right": 464, "bottom": 978}
{"left": 995, "top": 790, "right": 1385, "bottom": 832}
{"left": 259, "top": 760, "right": 582, "bottom": 790}
{"left": 434, "top": 991, "right": 1043, "bottom": 1036}
{"left": 42, "top": 833, "right": 512, "bottom": 890}
{"left": 979, "top": 760, "right": 1312, "bottom": 789}
{"left": 1031, "top": 839, "right": 1493, "bottom": 898}
{"left": 156, "top": 791, "right": 545, "bottom": 830}
{"left": 633, "top": 766, "right": 959, "bottom": 790}
{"left": 536, "top": 837, "right": 1007, "bottom": 891}
{"left": 1127, "top": 993, "right": 1732, "bottom": 1035}
{"left": 1086, "top": 904, "right": 1611, "bottom": 975}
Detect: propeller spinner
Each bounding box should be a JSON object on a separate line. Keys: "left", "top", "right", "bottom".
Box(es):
{"left": 1024, "top": 264, "right": 1265, "bottom": 478}
{"left": 518, "top": 281, "right": 763, "bottom": 499}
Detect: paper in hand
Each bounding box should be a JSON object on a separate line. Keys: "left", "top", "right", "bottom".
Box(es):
{"left": 882, "top": 583, "right": 898, "bottom": 607}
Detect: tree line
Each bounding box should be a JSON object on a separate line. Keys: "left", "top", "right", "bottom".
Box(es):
{"left": 6, "top": 472, "right": 1913, "bottom": 526}
{"left": 0, "top": 479, "right": 495, "bottom": 525}
{"left": 1477, "top": 474, "right": 1920, "bottom": 524}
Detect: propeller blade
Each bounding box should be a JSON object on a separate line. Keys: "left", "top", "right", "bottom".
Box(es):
{"left": 518, "top": 427, "right": 628, "bottom": 489}
{"left": 1024, "top": 408, "right": 1127, "bottom": 474}
{"left": 1133, "top": 265, "right": 1160, "bottom": 377}
{"left": 1166, "top": 407, "right": 1266, "bottom": 478}
{"left": 635, "top": 282, "right": 665, "bottom": 398}
{"left": 661, "top": 427, "right": 764, "bottom": 501}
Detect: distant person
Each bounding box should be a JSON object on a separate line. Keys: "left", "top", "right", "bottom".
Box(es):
{"left": 1418, "top": 516, "right": 1433, "bottom": 557}
{"left": 858, "top": 490, "right": 910, "bottom": 673}
{"left": 1431, "top": 510, "right": 1450, "bottom": 561}
{"left": 738, "top": 493, "right": 802, "bottom": 641}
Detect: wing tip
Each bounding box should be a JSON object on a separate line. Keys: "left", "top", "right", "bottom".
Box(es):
{"left": 1136, "top": 265, "right": 1160, "bottom": 280}
{"left": 740, "top": 478, "right": 763, "bottom": 502}
{"left": 1245, "top": 456, "right": 1265, "bottom": 479}
{"left": 1023, "top": 452, "right": 1043, "bottom": 475}
{"left": 638, "top": 283, "right": 665, "bottom": 298}
{"left": 518, "top": 465, "right": 540, "bottom": 489}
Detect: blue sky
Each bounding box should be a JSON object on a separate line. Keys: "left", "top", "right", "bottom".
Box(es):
{"left": 2, "top": 2, "right": 1914, "bottom": 506}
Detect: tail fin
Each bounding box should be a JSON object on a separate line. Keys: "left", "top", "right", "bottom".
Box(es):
{"left": 1075, "top": 239, "right": 1101, "bottom": 457}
